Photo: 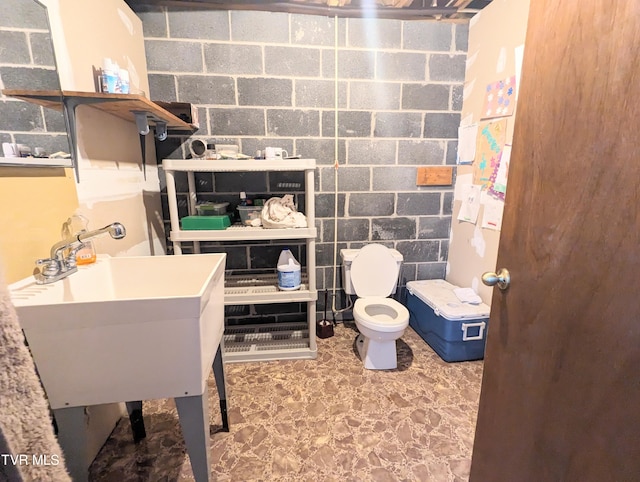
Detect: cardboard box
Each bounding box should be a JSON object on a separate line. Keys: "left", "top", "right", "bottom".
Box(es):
{"left": 154, "top": 101, "right": 199, "bottom": 128}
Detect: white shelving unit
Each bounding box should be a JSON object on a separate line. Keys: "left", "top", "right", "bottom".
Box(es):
{"left": 162, "top": 158, "right": 318, "bottom": 363}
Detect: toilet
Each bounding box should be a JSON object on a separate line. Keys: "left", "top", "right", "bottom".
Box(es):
{"left": 341, "top": 244, "right": 410, "bottom": 370}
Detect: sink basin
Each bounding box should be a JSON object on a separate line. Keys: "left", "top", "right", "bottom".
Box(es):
{"left": 10, "top": 254, "right": 226, "bottom": 409}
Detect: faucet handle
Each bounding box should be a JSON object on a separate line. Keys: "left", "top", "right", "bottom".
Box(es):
{"left": 36, "top": 258, "right": 61, "bottom": 277}
{"left": 65, "top": 244, "right": 84, "bottom": 269}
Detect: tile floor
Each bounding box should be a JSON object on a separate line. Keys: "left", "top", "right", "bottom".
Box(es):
{"left": 89, "top": 323, "right": 483, "bottom": 481}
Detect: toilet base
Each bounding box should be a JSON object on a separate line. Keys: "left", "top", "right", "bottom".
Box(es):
{"left": 356, "top": 333, "right": 398, "bottom": 370}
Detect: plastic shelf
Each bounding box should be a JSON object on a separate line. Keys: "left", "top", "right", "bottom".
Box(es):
{"left": 162, "top": 158, "right": 316, "bottom": 172}
{"left": 222, "top": 322, "right": 316, "bottom": 363}
{"left": 164, "top": 158, "right": 318, "bottom": 362}
{"left": 224, "top": 274, "right": 317, "bottom": 305}
{"left": 171, "top": 225, "right": 317, "bottom": 242}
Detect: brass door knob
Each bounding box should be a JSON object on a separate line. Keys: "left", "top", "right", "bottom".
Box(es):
{"left": 482, "top": 268, "right": 510, "bottom": 290}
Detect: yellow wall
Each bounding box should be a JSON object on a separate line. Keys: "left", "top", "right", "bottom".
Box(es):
{"left": 0, "top": 169, "right": 78, "bottom": 283}
{"left": 0, "top": 0, "right": 163, "bottom": 283}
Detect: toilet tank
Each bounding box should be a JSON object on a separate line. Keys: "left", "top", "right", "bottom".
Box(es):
{"left": 340, "top": 248, "right": 403, "bottom": 295}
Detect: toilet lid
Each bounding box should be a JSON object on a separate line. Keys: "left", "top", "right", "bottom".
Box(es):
{"left": 350, "top": 244, "right": 399, "bottom": 297}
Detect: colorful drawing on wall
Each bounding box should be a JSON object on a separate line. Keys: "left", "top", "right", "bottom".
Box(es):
{"left": 481, "top": 75, "right": 517, "bottom": 119}
{"left": 473, "top": 119, "right": 507, "bottom": 191}
{"left": 488, "top": 144, "right": 511, "bottom": 201}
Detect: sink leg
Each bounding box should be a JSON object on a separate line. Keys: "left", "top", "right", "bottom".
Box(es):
{"left": 175, "top": 393, "right": 211, "bottom": 482}
{"left": 52, "top": 406, "right": 89, "bottom": 482}
{"left": 212, "top": 345, "right": 229, "bottom": 432}
{"left": 125, "top": 401, "right": 146, "bottom": 443}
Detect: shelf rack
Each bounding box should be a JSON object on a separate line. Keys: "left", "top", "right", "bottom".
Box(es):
{"left": 162, "top": 158, "right": 318, "bottom": 363}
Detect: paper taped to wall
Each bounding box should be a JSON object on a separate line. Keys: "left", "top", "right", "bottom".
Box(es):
{"left": 481, "top": 197, "right": 504, "bottom": 231}
{"left": 457, "top": 184, "right": 482, "bottom": 224}
{"left": 473, "top": 119, "right": 507, "bottom": 189}
{"left": 515, "top": 44, "right": 525, "bottom": 102}
{"left": 481, "top": 76, "right": 517, "bottom": 119}
{"left": 454, "top": 173, "right": 473, "bottom": 201}
{"left": 457, "top": 124, "right": 478, "bottom": 164}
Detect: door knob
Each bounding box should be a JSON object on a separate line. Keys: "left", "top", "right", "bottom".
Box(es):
{"left": 482, "top": 268, "right": 510, "bottom": 290}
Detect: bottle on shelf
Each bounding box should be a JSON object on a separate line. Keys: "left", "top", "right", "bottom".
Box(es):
{"left": 101, "top": 58, "right": 118, "bottom": 94}
{"left": 277, "top": 248, "right": 301, "bottom": 291}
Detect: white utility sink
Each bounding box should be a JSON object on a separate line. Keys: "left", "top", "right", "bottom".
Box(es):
{"left": 9, "top": 253, "right": 226, "bottom": 410}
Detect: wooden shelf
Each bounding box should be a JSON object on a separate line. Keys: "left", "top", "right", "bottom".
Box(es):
{"left": 1, "top": 89, "right": 195, "bottom": 131}
{"left": 0, "top": 156, "right": 72, "bottom": 168}
{"left": 2, "top": 89, "right": 197, "bottom": 181}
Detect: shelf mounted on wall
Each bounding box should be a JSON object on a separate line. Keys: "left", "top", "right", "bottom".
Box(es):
{"left": 1, "top": 89, "right": 196, "bottom": 181}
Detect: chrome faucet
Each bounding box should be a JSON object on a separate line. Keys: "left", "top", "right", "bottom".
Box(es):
{"left": 35, "top": 222, "right": 126, "bottom": 285}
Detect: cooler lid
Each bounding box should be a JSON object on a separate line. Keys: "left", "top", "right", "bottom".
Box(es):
{"left": 406, "top": 279, "right": 490, "bottom": 321}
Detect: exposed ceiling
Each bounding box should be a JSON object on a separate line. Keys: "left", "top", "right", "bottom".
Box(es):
{"left": 125, "top": 0, "right": 493, "bottom": 20}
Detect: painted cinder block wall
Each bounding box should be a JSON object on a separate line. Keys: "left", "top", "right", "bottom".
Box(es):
{"left": 0, "top": 0, "right": 70, "bottom": 155}
{"left": 134, "top": 7, "right": 468, "bottom": 323}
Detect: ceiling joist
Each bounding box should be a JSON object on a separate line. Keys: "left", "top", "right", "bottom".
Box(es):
{"left": 125, "top": 0, "right": 490, "bottom": 20}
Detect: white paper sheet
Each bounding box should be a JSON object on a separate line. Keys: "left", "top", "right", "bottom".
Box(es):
{"left": 481, "top": 197, "right": 504, "bottom": 231}
{"left": 457, "top": 123, "right": 478, "bottom": 164}
{"left": 457, "top": 184, "right": 482, "bottom": 224}
{"left": 460, "top": 113, "right": 474, "bottom": 128}
{"left": 454, "top": 173, "right": 473, "bottom": 201}
{"left": 515, "top": 44, "right": 525, "bottom": 102}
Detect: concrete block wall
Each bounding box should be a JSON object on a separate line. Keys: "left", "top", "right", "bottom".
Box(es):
{"left": 0, "top": 0, "right": 70, "bottom": 156}
{"left": 135, "top": 7, "right": 468, "bottom": 323}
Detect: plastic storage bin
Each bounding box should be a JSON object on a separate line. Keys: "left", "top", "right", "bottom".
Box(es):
{"left": 406, "top": 279, "right": 490, "bottom": 362}
{"left": 181, "top": 215, "right": 230, "bottom": 230}
{"left": 196, "top": 202, "right": 229, "bottom": 216}
{"left": 237, "top": 205, "right": 262, "bottom": 225}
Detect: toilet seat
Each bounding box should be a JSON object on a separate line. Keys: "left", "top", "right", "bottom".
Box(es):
{"left": 354, "top": 297, "right": 409, "bottom": 333}
{"left": 350, "top": 244, "right": 398, "bottom": 297}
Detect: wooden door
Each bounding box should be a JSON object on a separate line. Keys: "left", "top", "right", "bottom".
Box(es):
{"left": 470, "top": 2, "right": 640, "bottom": 481}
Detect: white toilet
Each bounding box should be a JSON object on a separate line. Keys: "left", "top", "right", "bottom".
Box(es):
{"left": 341, "top": 244, "right": 410, "bottom": 370}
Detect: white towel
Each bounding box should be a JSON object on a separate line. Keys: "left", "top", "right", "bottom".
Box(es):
{"left": 261, "top": 195, "right": 307, "bottom": 229}
{"left": 0, "top": 266, "right": 70, "bottom": 482}
{"left": 453, "top": 287, "right": 483, "bottom": 305}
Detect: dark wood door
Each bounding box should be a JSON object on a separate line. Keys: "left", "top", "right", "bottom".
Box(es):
{"left": 470, "top": 2, "right": 640, "bottom": 480}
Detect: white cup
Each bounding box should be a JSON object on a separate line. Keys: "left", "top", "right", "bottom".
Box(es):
{"left": 265, "top": 147, "right": 289, "bottom": 159}
{"left": 2, "top": 142, "right": 19, "bottom": 158}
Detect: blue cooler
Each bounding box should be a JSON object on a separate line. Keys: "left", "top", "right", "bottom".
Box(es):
{"left": 406, "top": 279, "right": 490, "bottom": 362}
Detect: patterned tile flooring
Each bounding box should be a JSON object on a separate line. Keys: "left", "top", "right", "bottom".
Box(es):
{"left": 89, "top": 323, "right": 483, "bottom": 481}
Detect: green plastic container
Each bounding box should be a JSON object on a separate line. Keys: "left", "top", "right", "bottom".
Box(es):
{"left": 181, "top": 215, "right": 230, "bottom": 230}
